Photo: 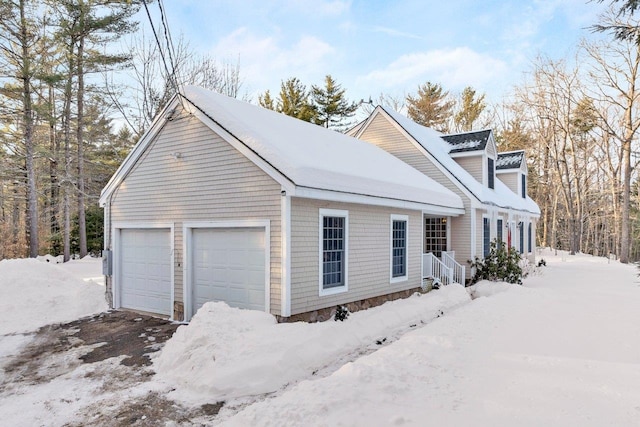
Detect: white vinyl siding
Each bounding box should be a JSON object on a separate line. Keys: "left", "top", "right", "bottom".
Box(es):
{"left": 454, "top": 156, "right": 483, "bottom": 183}
{"left": 496, "top": 171, "right": 518, "bottom": 195}
{"left": 291, "top": 198, "right": 421, "bottom": 315}
{"left": 357, "top": 114, "right": 472, "bottom": 277}
{"left": 109, "top": 111, "right": 282, "bottom": 316}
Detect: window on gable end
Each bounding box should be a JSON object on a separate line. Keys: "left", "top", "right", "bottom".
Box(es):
{"left": 521, "top": 174, "right": 527, "bottom": 199}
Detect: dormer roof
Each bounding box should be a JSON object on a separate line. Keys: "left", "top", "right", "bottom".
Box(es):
{"left": 496, "top": 150, "right": 525, "bottom": 171}
{"left": 442, "top": 130, "right": 492, "bottom": 153}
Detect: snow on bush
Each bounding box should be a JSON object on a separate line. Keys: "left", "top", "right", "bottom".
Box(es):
{"left": 0, "top": 258, "right": 107, "bottom": 335}
{"left": 153, "top": 284, "right": 471, "bottom": 403}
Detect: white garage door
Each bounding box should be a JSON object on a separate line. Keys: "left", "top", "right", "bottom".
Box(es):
{"left": 120, "top": 228, "right": 172, "bottom": 316}
{"left": 192, "top": 228, "right": 266, "bottom": 314}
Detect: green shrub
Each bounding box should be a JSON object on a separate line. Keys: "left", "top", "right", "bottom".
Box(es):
{"left": 469, "top": 239, "right": 523, "bottom": 285}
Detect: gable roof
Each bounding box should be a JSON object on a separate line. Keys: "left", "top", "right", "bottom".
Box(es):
{"left": 100, "top": 86, "right": 464, "bottom": 214}
{"left": 496, "top": 150, "right": 525, "bottom": 171}
{"left": 363, "top": 107, "right": 539, "bottom": 216}
{"left": 441, "top": 130, "right": 491, "bottom": 153}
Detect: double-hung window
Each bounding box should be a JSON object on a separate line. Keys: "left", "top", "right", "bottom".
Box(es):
{"left": 528, "top": 222, "right": 533, "bottom": 253}
{"left": 483, "top": 217, "right": 491, "bottom": 257}
{"left": 497, "top": 218, "right": 503, "bottom": 247}
{"left": 390, "top": 215, "right": 408, "bottom": 282}
{"left": 319, "top": 209, "right": 348, "bottom": 295}
{"left": 519, "top": 221, "right": 524, "bottom": 254}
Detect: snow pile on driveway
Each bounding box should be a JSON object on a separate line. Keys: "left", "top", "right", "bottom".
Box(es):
{"left": 221, "top": 251, "right": 640, "bottom": 427}
{"left": 153, "top": 284, "right": 470, "bottom": 402}
{"left": 0, "top": 257, "right": 106, "bottom": 335}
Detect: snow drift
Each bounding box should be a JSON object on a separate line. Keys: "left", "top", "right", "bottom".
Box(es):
{"left": 153, "top": 284, "right": 471, "bottom": 402}
{"left": 0, "top": 258, "right": 107, "bottom": 335}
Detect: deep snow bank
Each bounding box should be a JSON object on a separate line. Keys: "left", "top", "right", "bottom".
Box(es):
{"left": 0, "top": 258, "right": 107, "bottom": 335}
{"left": 154, "top": 284, "right": 471, "bottom": 402}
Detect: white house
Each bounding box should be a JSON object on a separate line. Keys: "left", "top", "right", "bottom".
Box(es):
{"left": 348, "top": 106, "right": 541, "bottom": 279}
{"left": 99, "top": 87, "right": 464, "bottom": 322}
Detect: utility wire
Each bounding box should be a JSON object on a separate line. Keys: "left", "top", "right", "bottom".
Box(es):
{"left": 141, "top": 0, "right": 181, "bottom": 106}
{"left": 158, "top": 0, "right": 180, "bottom": 93}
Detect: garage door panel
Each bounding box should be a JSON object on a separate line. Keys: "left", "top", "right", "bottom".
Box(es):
{"left": 192, "top": 228, "right": 266, "bottom": 314}
{"left": 120, "top": 228, "right": 172, "bottom": 316}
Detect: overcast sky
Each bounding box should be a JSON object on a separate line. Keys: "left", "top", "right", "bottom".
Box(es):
{"left": 137, "top": 0, "right": 612, "bottom": 104}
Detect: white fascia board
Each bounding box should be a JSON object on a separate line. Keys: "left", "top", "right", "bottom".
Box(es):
{"left": 449, "top": 150, "right": 484, "bottom": 159}
{"left": 99, "top": 97, "right": 181, "bottom": 207}
{"left": 183, "top": 96, "right": 296, "bottom": 195}
{"left": 470, "top": 198, "right": 541, "bottom": 218}
{"left": 292, "top": 186, "right": 465, "bottom": 216}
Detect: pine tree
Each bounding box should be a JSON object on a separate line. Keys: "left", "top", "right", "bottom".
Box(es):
{"left": 0, "top": 0, "right": 41, "bottom": 257}
{"left": 454, "top": 86, "right": 486, "bottom": 132}
{"left": 276, "top": 77, "right": 316, "bottom": 122}
{"left": 258, "top": 89, "right": 276, "bottom": 110}
{"left": 406, "top": 82, "right": 454, "bottom": 132}
{"left": 310, "top": 75, "right": 358, "bottom": 129}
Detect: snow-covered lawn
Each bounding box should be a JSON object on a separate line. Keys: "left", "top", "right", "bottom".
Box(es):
{"left": 0, "top": 256, "right": 107, "bottom": 364}
{"left": 1, "top": 250, "right": 639, "bottom": 426}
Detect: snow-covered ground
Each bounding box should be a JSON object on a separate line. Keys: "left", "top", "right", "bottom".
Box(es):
{"left": 0, "top": 256, "right": 106, "bottom": 336}
{"left": 0, "top": 256, "right": 107, "bottom": 366}
{"left": 1, "top": 250, "right": 639, "bottom": 426}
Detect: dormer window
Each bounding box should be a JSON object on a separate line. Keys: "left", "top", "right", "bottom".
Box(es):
{"left": 488, "top": 158, "right": 495, "bottom": 189}
{"left": 521, "top": 174, "right": 526, "bottom": 198}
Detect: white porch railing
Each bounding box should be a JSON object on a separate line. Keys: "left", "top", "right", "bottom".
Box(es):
{"left": 442, "top": 251, "right": 465, "bottom": 285}
{"left": 423, "top": 253, "right": 453, "bottom": 285}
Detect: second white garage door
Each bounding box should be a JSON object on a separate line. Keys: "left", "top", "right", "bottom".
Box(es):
{"left": 192, "top": 228, "right": 266, "bottom": 314}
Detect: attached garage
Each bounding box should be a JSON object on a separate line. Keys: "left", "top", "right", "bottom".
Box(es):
{"left": 186, "top": 223, "right": 269, "bottom": 319}
{"left": 117, "top": 227, "right": 172, "bottom": 316}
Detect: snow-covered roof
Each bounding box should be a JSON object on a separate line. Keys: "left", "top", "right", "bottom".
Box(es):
{"left": 101, "top": 86, "right": 464, "bottom": 213}
{"left": 496, "top": 150, "right": 525, "bottom": 171}
{"left": 442, "top": 130, "right": 491, "bottom": 153}
{"left": 377, "top": 107, "right": 540, "bottom": 215}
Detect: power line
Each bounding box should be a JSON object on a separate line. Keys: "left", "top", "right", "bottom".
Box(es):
{"left": 140, "top": 0, "right": 181, "bottom": 102}
{"left": 157, "top": 0, "right": 180, "bottom": 93}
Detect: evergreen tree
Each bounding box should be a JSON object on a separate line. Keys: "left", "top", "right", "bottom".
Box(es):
{"left": 454, "top": 86, "right": 486, "bottom": 132}
{"left": 258, "top": 89, "right": 276, "bottom": 110}
{"left": 405, "top": 82, "right": 454, "bottom": 132}
{"left": 310, "top": 75, "right": 358, "bottom": 129}
{"left": 277, "top": 77, "right": 316, "bottom": 122}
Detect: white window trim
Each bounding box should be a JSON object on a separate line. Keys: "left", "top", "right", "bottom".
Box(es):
{"left": 182, "top": 220, "right": 271, "bottom": 321}
{"left": 390, "top": 214, "right": 409, "bottom": 284}
{"left": 496, "top": 216, "right": 504, "bottom": 245}
{"left": 319, "top": 208, "right": 349, "bottom": 296}
{"left": 482, "top": 214, "right": 491, "bottom": 257}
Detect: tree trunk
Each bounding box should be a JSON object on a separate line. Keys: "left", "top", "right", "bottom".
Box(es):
{"left": 63, "top": 56, "right": 74, "bottom": 263}
{"left": 20, "top": 0, "right": 38, "bottom": 258}
{"left": 77, "top": 33, "right": 87, "bottom": 258}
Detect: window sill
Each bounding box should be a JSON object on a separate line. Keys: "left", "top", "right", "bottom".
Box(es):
{"left": 319, "top": 285, "right": 348, "bottom": 297}
{"left": 390, "top": 276, "right": 408, "bottom": 284}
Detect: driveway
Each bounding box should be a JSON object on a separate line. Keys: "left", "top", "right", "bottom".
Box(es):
{"left": 0, "top": 310, "right": 223, "bottom": 426}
